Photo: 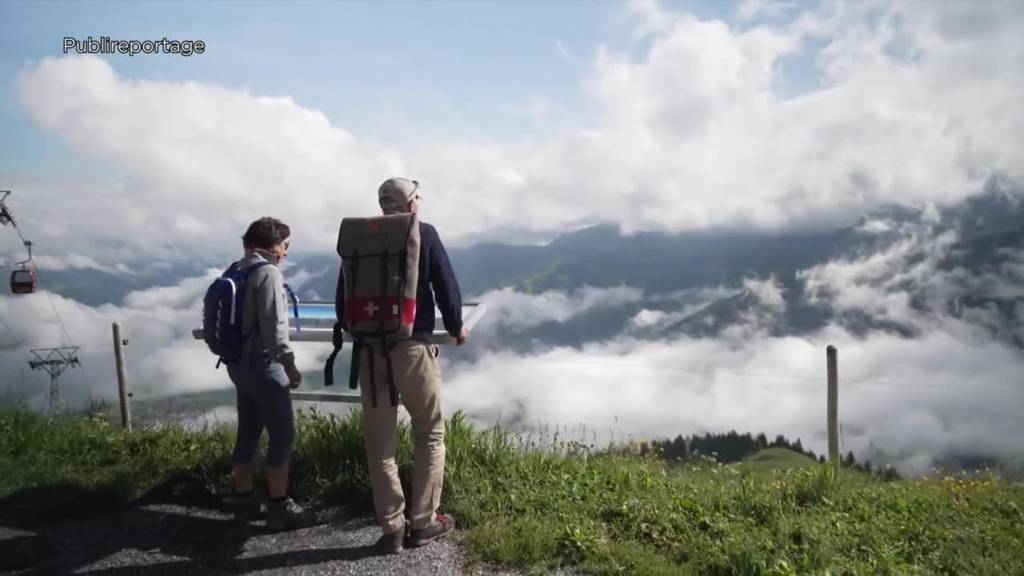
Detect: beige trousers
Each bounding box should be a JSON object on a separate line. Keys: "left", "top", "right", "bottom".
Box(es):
{"left": 359, "top": 339, "right": 445, "bottom": 534}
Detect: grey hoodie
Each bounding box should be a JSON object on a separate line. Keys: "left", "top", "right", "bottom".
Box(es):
{"left": 236, "top": 250, "right": 295, "bottom": 366}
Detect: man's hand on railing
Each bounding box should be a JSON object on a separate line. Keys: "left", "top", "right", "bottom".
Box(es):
{"left": 284, "top": 359, "right": 303, "bottom": 389}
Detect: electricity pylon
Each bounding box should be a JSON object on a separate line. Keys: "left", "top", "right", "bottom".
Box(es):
{"left": 28, "top": 347, "right": 80, "bottom": 416}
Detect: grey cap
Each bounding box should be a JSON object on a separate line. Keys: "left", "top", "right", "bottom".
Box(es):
{"left": 378, "top": 177, "right": 421, "bottom": 214}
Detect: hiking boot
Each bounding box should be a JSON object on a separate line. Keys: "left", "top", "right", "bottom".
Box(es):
{"left": 265, "top": 497, "right": 315, "bottom": 530}
{"left": 373, "top": 527, "right": 406, "bottom": 555}
{"left": 407, "top": 513, "right": 455, "bottom": 548}
{"left": 227, "top": 492, "right": 262, "bottom": 525}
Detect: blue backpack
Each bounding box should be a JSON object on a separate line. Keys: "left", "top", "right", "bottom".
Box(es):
{"left": 202, "top": 261, "right": 271, "bottom": 367}
{"left": 202, "top": 261, "right": 303, "bottom": 367}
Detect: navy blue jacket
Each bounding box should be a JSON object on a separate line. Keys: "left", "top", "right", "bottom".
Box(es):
{"left": 336, "top": 221, "right": 463, "bottom": 340}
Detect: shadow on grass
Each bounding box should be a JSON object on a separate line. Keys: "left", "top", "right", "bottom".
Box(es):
{"left": 0, "top": 464, "right": 229, "bottom": 529}
{"left": 0, "top": 496, "right": 382, "bottom": 575}
{"left": 0, "top": 481, "right": 129, "bottom": 529}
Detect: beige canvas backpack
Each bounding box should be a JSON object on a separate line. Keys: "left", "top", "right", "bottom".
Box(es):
{"left": 325, "top": 212, "right": 420, "bottom": 405}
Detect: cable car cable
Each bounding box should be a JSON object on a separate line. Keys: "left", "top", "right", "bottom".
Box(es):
{"left": 0, "top": 313, "right": 16, "bottom": 347}
{"left": 0, "top": 191, "right": 92, "bottom": 389}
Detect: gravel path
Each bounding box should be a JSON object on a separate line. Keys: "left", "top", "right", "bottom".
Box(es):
{"left": 0, "top": 502, "right": 541, "bottom": 576}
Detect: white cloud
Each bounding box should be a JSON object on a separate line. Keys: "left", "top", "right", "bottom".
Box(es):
{"left": 408, "top": 1, "right": 1023, "bottom": 239}
{"left": 801, "top": 220, "right": 1024, "bottom": 348}
{"left": 474, "top": 285, "right": 644, "bottom": 332}
{"left": 801, "top": 224, "right": 956, "bottom": 327}
{"left": 283, "top": 266, "right": 329, "bottom": 294}
{"left": 628, "top": 0, "right": 675, "bottom": 38}
{"left": 445, "top": 316, "right": 1024, "bottom": 476}
{"left": 628, "top": 308, "right": 668, "bottom": 330}
{"left": 855, "top": 219, "right": 895, "bottom": 234}
{"left": 743, "top": 276, "right": 785, "bottom": 310}
{"left": 9, "top": 1, "right": 1024, "bottom": 267}
{"left": 32, "top": 253, "right": 125, "bottom": 273}
{"left": 15, "top": 56, "right": 401, "bottom": 260}
{"left": 121, "top": 269, "right": 218, "bottom": 310}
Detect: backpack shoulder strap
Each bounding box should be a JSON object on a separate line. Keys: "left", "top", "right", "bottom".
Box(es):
{"left": 222, "top": 261, "right": 241, "bottom": 277}
{"left": 326, "top": 249, "right": 357, "bottom": 387}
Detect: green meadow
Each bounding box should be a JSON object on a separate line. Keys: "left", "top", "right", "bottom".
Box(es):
{"left": 2, "top": 409, "right": 1022, "bottom": 575}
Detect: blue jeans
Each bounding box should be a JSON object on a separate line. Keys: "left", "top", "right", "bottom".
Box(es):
{"left": 227, "top": 353, "right": 295, "bottom": 467}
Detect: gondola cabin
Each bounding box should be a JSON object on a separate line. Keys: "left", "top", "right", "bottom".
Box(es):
{"left": 10, "top": 267, "right": 36, "bottom": 294}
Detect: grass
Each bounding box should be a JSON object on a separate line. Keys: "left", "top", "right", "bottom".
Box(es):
{"left": 0, "top": 409, "right": 235, "bottom": 524}
{"left": 733, "top": 448, "right": 819, "bottom": 475}
{"left": 2, "top": 408, "right": 1023, "bottom": 575}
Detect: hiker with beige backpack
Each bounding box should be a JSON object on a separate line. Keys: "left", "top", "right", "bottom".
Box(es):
{"left": 325, "top": 177, "right": 469, "bottom": 554}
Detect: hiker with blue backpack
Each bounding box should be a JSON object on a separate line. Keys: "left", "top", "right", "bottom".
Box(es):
{"left": 328, "top": 178, "right": 468, "bottom": 554}
{"left": 204, "top": 216, "right": 314, "bottom": 530}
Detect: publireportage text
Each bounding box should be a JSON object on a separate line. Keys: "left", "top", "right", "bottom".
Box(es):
{"left": 63, "top": 36, "right": 205, "bottom": 57}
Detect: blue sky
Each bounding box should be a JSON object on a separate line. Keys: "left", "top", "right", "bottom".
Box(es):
{"left": 0, "top": 1, "right": 758, "bottom": 177}
{"left": 3, "top": 0, "right": 1015, "bottom": 257}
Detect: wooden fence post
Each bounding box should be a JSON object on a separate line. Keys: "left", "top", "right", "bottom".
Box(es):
{"left": 113, "top": 323, "right": 131, "bottom": 432}
{"left": 827, "top": 345, "right": 838, "bottom": 474}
